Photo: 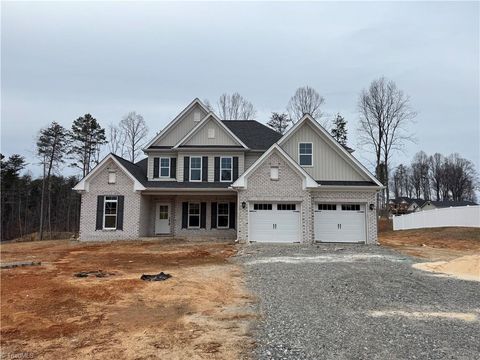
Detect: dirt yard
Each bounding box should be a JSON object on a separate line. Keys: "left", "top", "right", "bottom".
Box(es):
{"left": 379, "top": 226, "right": 480, "bottom": 260}
{"left": 1, "top": 240, "right": 255, "bottom": 359}
{"left": 379, "top": 226, "right": 480, "bottom": 281}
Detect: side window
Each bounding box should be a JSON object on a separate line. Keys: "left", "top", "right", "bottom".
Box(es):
{"left": 217, "top": 203, "right": 230, "bottom": 228}
{"left": 299, "top": 143, "right": 313, "bottom": 166}
{"left": 190, "top": 157, "right": 202, "bottom": 181}
{"left": 103, "top": 196, "right": 118, "bottom": 229}
{"left": 160, "top": 158, "right": 170, "bottom": 177}
{"left": 220, "top": 157, "right": 232, "bottom": 182}
{"left": 188, "top": 203, "right": 200, "bottom": 228}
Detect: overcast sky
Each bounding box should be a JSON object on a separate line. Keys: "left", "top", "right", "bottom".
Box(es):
{"left": 2, "top": 1, "right": 479, "bottom": 177}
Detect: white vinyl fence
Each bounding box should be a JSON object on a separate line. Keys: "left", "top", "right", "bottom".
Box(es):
{"left": 393, "top": 205, "right": 480, "bottom": 230}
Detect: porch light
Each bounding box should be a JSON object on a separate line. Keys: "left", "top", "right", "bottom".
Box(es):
{"left": 369, "top": 203, "right": 375, "bottom": 211}
{"left": 242, "top": 202, "right": 246, "bottom": 209}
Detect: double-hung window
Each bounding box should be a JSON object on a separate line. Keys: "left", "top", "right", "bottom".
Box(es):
{"left": 220, "top": 157, "right": 232, "bottom": 182}
{"left": 299, "top": 143, "right": 313, "bottom": 166}
{"left": 103, "top": 196, "right": 118, "bottom": 230}
{"left": 188, "top": 203, "right": 200, "bottom": 228}
{"left": 160, "top": 158, "right": 170, "bottom": 177}
{"left": 190, "top": 157, "right": 202, "bottom": 181}
{"left": 217, "top": 203, "right": 229, "bottom": 228}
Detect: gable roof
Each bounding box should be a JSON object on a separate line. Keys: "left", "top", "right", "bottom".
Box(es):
{"left": 231, "top": 144, "right": 318, "bottom": 190}
{"left": 144, "top": 98, "right": 210, "bottom": 150}
{"left": 278, "top": 114, "right": 383, "bottom": 187}
{"left": 421, "top": 200, "right": 478, "bottom": 208}
{"left": 173, "top": 113, "right": 248, "bottom": 149}
{"left": 222, "top": 120, "right": 283, "bottom": 150}
{"left": 73, "top": 153, "right": 146, "bottom": 192}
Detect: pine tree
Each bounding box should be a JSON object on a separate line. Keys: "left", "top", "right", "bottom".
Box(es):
{"left": 69, "top": 114, "right": 107, "bottom": 177}
{"left": 330, "top": 113, "right": 348, "bottom": 145}
{"left": 267, "top": 112, "right": 291, "bottom": 134}
{"left": 37, "top": 122, "right": 69, "bottom": 240}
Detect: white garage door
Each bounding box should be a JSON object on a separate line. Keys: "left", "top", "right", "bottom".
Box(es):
{"left": 249, "top": 203, "right": 300, "bottom": 243}
{"left": 314, "top": 203, "right": 366, "bottom": 243}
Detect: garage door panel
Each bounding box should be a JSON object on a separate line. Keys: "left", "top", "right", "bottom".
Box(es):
{"left": 249, "top": 203, "right": 300, "bottom": 243}
{"left": 314, "top": 203, "right": 366, "bottom": 243}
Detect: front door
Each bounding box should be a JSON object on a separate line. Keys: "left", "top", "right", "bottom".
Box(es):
{"left": 155, "top": 203, "right": 170, "bottom": 234}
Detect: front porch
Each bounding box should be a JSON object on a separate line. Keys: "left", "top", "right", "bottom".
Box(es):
{"left": 139, "top": 193, "right": 238, "bottom": 241}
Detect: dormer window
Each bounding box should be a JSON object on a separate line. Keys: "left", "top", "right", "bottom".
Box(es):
{"left": 299, "top": 143, "right": 313, "bottom": 166}
{"left": 108, "top": 171, "right": 116, "bottom": 184}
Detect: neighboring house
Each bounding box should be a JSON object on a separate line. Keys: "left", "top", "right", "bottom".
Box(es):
{"left": 418, "top": 200, "right": 478, "bottom": 212}
{"left": 74, "top": 99, "right": 383, "bottom": 244}
{"left": 388, "top": 197, "right": 426, "bottom": 214}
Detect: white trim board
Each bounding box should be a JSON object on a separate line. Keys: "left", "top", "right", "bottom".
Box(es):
{"left": 231, "top": 144, "right": 318, "bottom": 190}
{"left": 172, "top": 112, "right": 248, "bottom": 149}
{"left": 73, "top": 154, "right": 146, "bottom": 192}
{"left": 143, "top": 98, "right": 210, "bottom": 150}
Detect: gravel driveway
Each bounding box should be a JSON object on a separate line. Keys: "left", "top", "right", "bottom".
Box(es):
{"left": 237, "top": 244, "right": 480, "bottom": 360}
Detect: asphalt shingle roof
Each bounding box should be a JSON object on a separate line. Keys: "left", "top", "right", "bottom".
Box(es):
{"left": 221, "top": 120, "right": 283, "bottom": 150}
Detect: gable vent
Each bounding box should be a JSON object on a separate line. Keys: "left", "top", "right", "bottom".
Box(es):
{"left": 208, "top": 128, "right": 215, "bottom": 139}
{"left": 193, "top": 111, "right": 201, "bottom": 122}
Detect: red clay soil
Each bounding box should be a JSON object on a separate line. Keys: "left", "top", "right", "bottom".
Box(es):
{"left": 379, "top": 226, "right": 480, "bottom": 260}
{"left": 1, "top": 240, "right": 255, "bottom": 359}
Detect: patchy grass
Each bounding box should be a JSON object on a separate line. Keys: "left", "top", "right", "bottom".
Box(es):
{"left": 380, "top": 227, "right": 480, "bottom": 260}
{"left": 1, "top": 240, "right": 255, "bottom": 359}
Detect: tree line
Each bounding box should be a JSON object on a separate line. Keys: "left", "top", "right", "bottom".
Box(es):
{"left": 392, "top": 151, "right": 478, "bottom": 202}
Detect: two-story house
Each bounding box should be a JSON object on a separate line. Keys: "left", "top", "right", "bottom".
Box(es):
{"left": 74, "top": 98, "right": 383, "bottom": 244}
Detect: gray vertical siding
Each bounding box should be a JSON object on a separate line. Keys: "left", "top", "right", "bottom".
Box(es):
{"left": 184, "top": 117, "right": 240, "bottom": 146}
{"left": 152, "top": 103, "right": 208, "bottom": 147}
{"left": 281, "top": 122, "right": 367, "bottom": 181}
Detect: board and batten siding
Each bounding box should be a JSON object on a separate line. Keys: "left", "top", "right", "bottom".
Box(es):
{"left": 177, "top": 152, "right": 245, "bottom": 182}
{"left": 152, "top": 103, "right": 208, "bottom": 147}
{"left": 244, "top": 152, "right": 262, "bottom": 171}
{"left": 281, "top": 122, "right": 366, "bottom": 181}
{"left": 147, "top": 153, "right": 176, "bottom": 180}
{"left": 183, "top": 117, "right": 239, "bottom": 146}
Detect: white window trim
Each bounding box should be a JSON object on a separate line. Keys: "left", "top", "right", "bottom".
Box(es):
{"left": 217, "top": 202, "right": 230, "bottom": 229}
{"left": 103, "top": 196, "right": 118, "bottom": 230}
{"left": 190, "top": 156, "right": 202, "bottom": 182}
{"left": 188, "top": 202, "right": 201, "bottom": 229}
{"left": 220, "top": 156, "right": 233, "bottom": 182}
{"left": 159, "top": 157, "right": 171, "bottom": 178}
{"left": 298, "top": 142, "right": 313, "bottom": 167}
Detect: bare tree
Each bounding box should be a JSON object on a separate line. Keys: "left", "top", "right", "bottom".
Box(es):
{"left": 357, "top": 77, "right": 416, "bottom": 205}
{"left": 443, "top": 153, "right": 478, "bottom": 201}
{"left": 216, "top": 93, "right": 256, "bottom": 120}
{"left": 287, "top": 86, "right": 325, "bottom": 123}
{"left": 108, "top": 124, "right": 126, "bottom": 156}
{"left": 429, "top": 153, "right": 444, "bottom": 201}
{"left": 411, "top": 151, "right": 430, "bottom": 200}
{"left": 119, "top": 112, "right": 149, "bottom": 162}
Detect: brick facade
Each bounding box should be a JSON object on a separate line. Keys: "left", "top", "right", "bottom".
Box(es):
{"left": 310, "top": 190, "right": 378, "bottom": 244}
{"left": 235, "top": 151, "right": 379, "bottom": 244}
{"left": 237, "top": 151, "right": 312, "bottom": 243}
{"left": 79, "top": 160, "right": 143, "bottom": 241}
